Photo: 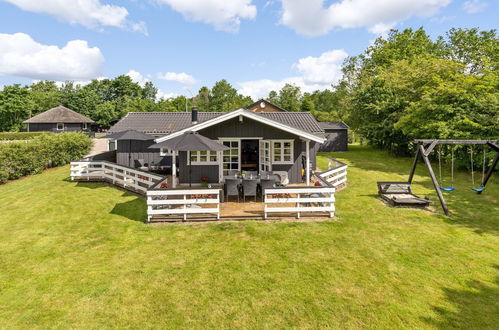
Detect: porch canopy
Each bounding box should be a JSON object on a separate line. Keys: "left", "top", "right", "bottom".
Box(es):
{"left": 149, "top": 131, "right": 228, "bottom": 187}
{"left": 105, "top": 129, "right": 153, "bottom": 167}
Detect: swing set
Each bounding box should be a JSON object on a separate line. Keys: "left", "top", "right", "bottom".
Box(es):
{"left": 408, "top": 139, "right": 499, "bottom": 215}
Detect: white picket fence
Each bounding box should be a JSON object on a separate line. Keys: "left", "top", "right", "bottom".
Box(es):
{"left": 264, "top": 186, "right": 335, "bottom": 219}
{"left": 146, "top": 189, "right": 221, "bottom": 221}
{"left": 318, "top": 160, "right": 348, "bottom": 188}
{"left": 70, "top": 161, "right": 165, "bottom": 194}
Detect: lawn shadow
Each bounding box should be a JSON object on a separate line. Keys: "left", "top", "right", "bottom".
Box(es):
{"left": 110, "top": 193, "right": 147, "bottom": 223}
{"left": 422, "top": 265, "right": 499, "bottom": 329}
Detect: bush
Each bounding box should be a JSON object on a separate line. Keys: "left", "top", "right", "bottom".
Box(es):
{"left": 0, "top": 133, "right": 92, "bottom": 183}
{"left": 0, "top": 132, "right": 50, "bottom": 141}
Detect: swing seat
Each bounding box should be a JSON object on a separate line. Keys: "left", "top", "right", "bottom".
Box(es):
{"left": 471, "top": 186, "right": 485, "bottom": 192}
{"left": 439, "top": 186, "right": 455, "bottom": 192}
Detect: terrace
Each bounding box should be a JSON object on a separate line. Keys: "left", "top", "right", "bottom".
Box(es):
{"left": 70, "top": 157, "right": 347, "bottom": 222}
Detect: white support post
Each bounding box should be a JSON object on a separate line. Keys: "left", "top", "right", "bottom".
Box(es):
{"left": 305, "top": 139, "right": 310, "bottom": 186}
{"left": 172, "top": 151, "right": 176, "bottom": 188}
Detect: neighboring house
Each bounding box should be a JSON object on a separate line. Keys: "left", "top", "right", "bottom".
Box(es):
{"left": 108, "top": 105, "right": 326, "bottom": 184}
{"left": 318, "top": 122, "right": 349, "bottom": 152}
{"left": 245, "top": 99, "right": 288, "bottom": 113}
{"left": 23, "top": 105, "right": 94, "bottom": 133}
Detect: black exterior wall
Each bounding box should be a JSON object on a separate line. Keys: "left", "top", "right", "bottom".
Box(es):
{"left": 116, "top": 140, "right": 172, "bottom": 168}
{"left": 28, "top": 123, "right": 89, "bottom": 132}
{"left": 318, "top": 129, "right": 348, "bottom": 152}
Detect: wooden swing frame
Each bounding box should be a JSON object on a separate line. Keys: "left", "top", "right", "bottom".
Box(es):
{"left": 408, "top": 139, "right": 499, "bottom": 216}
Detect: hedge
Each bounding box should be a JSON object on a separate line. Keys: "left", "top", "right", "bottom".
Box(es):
{"left": 0, "top": 132, "right": 50, "bottom": 141}
{"left": 0, "top": 133, "right": 92, "bottom": 183}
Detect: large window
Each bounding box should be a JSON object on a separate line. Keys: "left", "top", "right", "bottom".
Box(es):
{"left": 190, "top": 150, "right": 218, "bottom": 164}
{"left": 272, "top": 140, "right": 293, "bottom": 164}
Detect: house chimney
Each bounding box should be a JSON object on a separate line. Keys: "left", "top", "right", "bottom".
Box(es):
{"left": 191, "top": 107, "right": 198, "bottom": 124}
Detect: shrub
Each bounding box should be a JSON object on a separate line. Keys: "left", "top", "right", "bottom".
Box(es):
{"left": 0, "top": 132, "right": 49, "bottom": 141}
{"left": 0, "top": 133, "right": 92, "bottom": 183}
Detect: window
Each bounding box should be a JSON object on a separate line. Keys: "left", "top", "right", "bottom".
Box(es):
{"left": 56, "top": 123, "right": 64, "bottom": 130}
{"left": 190, "top": 150, "right": 218, "bottom": 164}
{"left": 272, "top": 140, "right": 293, "bottom": 164}
{"left": 108, "top": 140, "right": 116, "bottom": 151}
{"left": 160, "top": 148, "right": 175, "bottom": 156}
{"left": 82, "top": 123, "right": 88, "bottom": 130}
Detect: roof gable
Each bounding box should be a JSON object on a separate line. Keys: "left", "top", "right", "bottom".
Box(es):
{"left": 23, "top": 106, "right": 94, "bottom": 124}
{"left": 245, "top": 99, "right": 288, "bottom": 113}
{"left": 155, "top": 109, "right": 325, "bottom": 143}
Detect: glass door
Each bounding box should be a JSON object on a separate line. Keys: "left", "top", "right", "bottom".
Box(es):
{"left": 220, "top": 139, "right": 240, "bottom": 177}
{"left": 259, "top": 140, "right": 271, "bottom": 172}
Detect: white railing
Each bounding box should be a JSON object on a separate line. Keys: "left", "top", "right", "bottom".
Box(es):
{"left": 318, "top": 160, "right": 348, "bottom": 188}
{"left": 146, "top": 189, "right": 221, "bottom": 221}
{"left": 70, "top": 161, "right": 165, "bottom": 194}
{"left": 264, "top": 186, "right": 335, "bottom": 219}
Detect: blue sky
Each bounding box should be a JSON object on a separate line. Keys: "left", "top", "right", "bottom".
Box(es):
{"left": 0, "top": 0, "right": 497, "bottom": 99}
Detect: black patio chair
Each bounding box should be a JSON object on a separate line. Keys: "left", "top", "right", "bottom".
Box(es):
{"left": 242, "top": 179, "right": 258, "bottom": 202}
{"left": 259, "top": 178, "right": 275, "bottom": 201}
{"left": 228, "top": 170, "right": 240, "bottom": 177}
{"left": 245, "top": 171, "right": 258, "bottom": 178}
{"left": 225, "top": 178, "right": 240, "bottom": 202}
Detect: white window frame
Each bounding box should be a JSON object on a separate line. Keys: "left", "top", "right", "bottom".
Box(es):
{"left": 272, "top": 139, "right": 294, "bottom": 165}
{"left": 82, "top": 123, "right": 88, "bottom": 130}
{"left": 160, "top": 148, "right": 177, "bottom": 157}
{"left": 56, "top": 123, "right": 64, "bottom": 131}
{"left": 190, "top": 150, "right": 218, "bottom": 165}
{"left": 108, "top": 139, "right": 116, "bottom": 151}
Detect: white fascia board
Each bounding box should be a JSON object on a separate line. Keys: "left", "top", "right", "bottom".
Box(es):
{"left": 155, "top": 109, "right": 325, "bottom": 144}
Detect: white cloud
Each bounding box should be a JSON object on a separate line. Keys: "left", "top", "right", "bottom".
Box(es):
{"left": 293, "top": 49, "right": 347, "bottom": 84}
{"left": 126, "top": 69, "right": 151, "bottom": 87}
{"left": 278, "top": 0, "right": 451, "bottom": 36}
{"left": 2, "top": 0, "right": 146, "bottom": 33}
{"left": 0, "top": 33, "right": 104, "bottom": 81}
{"left": 156, "top": 0, "right": 257, "bottom": 32}
{"left": 157, "top": 90, "right": 178, "bottom": 100}
{"left": 463, "top": 0, "right": 488, "bottom": 14}
{"left": 238, "top": 49, "right": 347, "bottom": 99}
{"left": 157, "top": 72, "right": 197, "bottom": 84}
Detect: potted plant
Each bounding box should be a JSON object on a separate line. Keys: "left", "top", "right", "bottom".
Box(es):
{"left": 200, "top": 176, "right": 209, "bottom": 187}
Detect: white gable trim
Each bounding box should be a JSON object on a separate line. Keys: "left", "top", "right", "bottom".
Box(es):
{"left": 155, "top": 109, "right": 325, "bottom": 143}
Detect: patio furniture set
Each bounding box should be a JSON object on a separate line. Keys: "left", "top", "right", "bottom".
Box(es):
{"left": 223, "top": 171, "right": 284, "bottom": 202}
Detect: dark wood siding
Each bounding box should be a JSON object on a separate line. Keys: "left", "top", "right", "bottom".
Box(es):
{"left": 116, "top": 140, "right": 172, "bottom": 169}
{"left": 318, "top": 129, "right": 348, "bottom": 152}
{"left": 28, "top": 122, "right": 87, "bottom": 132}
{"left": 176, "top": 117, "right": 316, "bottom": 183}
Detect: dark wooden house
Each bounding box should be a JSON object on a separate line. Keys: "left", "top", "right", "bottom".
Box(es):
{"left": 318, "top": 122, "right": 349, "bottom": 152}
{"left": 108, "top": 105, "right": 326, "bottom": 185}
{"left": 23, "top": 105, "right": 94, "bottom": 132}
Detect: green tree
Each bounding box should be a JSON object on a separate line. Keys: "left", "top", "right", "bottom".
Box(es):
{"left": 29, "top": 81, "right": 62, "bottom": 116}
{"left": 300, "top": 93, "right": 315, "bottom": 112}
{"left": 276, "top": 84, "right": 302, "bottom": 112}
{"left": 0, "top": 84, "right": 32, "bottom": 131}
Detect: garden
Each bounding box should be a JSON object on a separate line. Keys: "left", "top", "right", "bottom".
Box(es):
{"left": 0, "top": 145, "right": 497, "bottom": 328}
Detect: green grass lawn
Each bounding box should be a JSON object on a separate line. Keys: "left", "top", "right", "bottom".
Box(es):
{"left": 0, "top": 145, "right": 497, "bottom": 329}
